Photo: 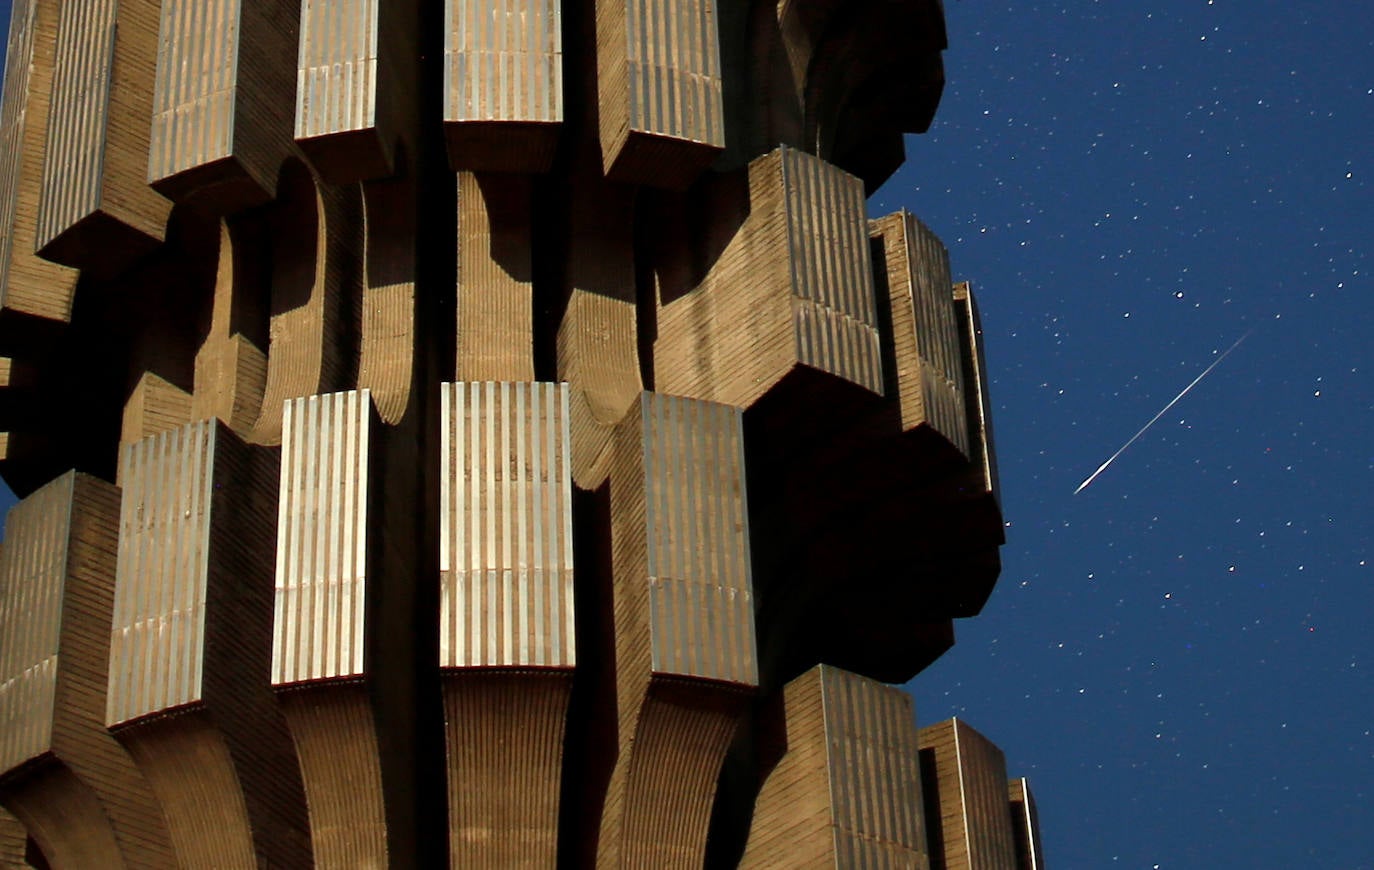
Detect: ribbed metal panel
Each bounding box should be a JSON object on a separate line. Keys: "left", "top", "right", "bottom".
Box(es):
{"left": 107, "top": 421, "right": 215, "bottom": 726}
{"left": 273, "top": 390, "right": 371, "bottom": 685}
{"left": 296, "top": 0, "right": 378, "bottom": 140}
{"left": 623, "top": 0, "right": 722, "bottom": 145}
{"left": 34, "top": 0, "right": 115, "bottom": 251}
{"left": 440, "top": 382, "right": 575, "bottom": 668}
{"left": 445, "top": 0, "right": 562, "bottom": 124}
{"left": 819, "top": 666, "right": 926, "bottom": 867}
{"left": 640, "top": 392, "right": 756, "bottom": 686}
{"left": 0, "top": 474, "right": 73, "bottom": 774}
{"left": 148, "top": 0, "right": 237, "bottom": 185}
{"left": 781, "top": 148, "right": 883, "bottom": 395}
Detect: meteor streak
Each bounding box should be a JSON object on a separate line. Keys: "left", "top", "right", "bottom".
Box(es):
{"left": 1074, "top": 331, "right": 1252, "bottom": 494}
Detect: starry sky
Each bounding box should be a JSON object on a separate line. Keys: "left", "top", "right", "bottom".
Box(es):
{"left": 2, "top": 1, "right": 1371, "bottom": 867}
{"left": 877, "top": 1, "right": 1373, "bottom": 867}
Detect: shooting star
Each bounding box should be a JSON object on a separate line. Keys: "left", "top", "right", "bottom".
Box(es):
{"left": 1074, "top": 331, "right": 1252, "bottom": 494}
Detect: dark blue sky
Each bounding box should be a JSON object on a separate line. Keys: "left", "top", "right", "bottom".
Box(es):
{"left": 884, "top": 2, "right": 1373, "bottom": 866}
{"left": 3, "top": 0, "right": 1371, "bottom": 866}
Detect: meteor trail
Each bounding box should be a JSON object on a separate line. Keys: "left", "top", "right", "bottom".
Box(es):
{"left": 1074, "top": 331, "right": 1252, "bottom": 494}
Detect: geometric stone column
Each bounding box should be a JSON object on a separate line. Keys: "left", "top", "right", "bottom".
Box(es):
{"left": 740, "top": 665, "right": 930, "bottom": 868}
{"left": 36, "top": 0, "right": 170, "bottom": 273}
{"left": 440, "top": 381, "right": 575, "bottom": 867}
{"left": 596, "top": 391, "right": 758, "bottom": 868}
{"left": 1008, "top": 777, "right": 1045, "bottom": 870}
{"left": 917, "top": 718, "right": 1018, "bottom": 870}
{"left": 0, "top": 472, "right": 176, "bottom": 868}
{"left": 107, "top": 421, "right": 311, "bottom": 868}
{"left": 273, "top": 390, "right": 390, "bottom": 867}
{"left": 595, "top": 0, "right": 724, "bottom": 187}
{"left": 656, "top": 146, "right": 884, "bottom": 410}
{"left": 147, "top": 0, "right": 297, "bottom": 213}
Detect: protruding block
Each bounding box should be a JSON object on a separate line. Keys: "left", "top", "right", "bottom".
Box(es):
{"left": 441, "top": 381, "right": 574, "bottom": 866}
{"left": 0, "top": 472, "right": 177, "bottom": 868}
{"left": 741, "top": 665, "right": 930, "bottom": 868}
{"left": 273, "top": 390, "right": 389, "bottom": 866}
{"left": 148, "top": 0, "right": 298, "bottom": 214}
{"left": 444, "top": 0, "right": 563, "bottom": 172}
{"left": 1008, "top": 777, "right": 1045, "bottom": 870}
{"left": 656, "top": 147, "right": 883, "bottom": 408}
{"left": 0, "top": 0, "right": 79, "bottom": 339}
{"left": 36, "top": 0, "right": 171, "bottom": 273}
{"left": 917, "top": 718, "right": 1018, "bottom": 870}
{"left": 596, "top": 0, "right": 724, "bottom": 187}
{"left": 593, "top": 391, "right": 757, "bottom": 867}
{"left": 296, "top": 0, "right": 414, "bottom": 183}
{"left": 870, "top": 211, "right": 969, "bottom": 462}
{"left": 109, "top": 421, "right": 310, "bottom": 868}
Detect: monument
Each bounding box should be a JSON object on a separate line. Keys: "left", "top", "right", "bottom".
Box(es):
{"left": 0, "top": 0, "right": 1044, "bottom": 865}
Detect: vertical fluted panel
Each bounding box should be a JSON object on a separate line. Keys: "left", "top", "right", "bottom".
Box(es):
{"left": 781, "top": 147, "right": 883, "bottom": 395}
{"left": 35, "top": 0, "right": 116, "bottom": 252}
{"left": 107, "top": 421, "right": 214, "bottom": 726}
{"left": 741, "top": 665, "right": 929, "bottom": 868}
{"left": 444, "top": 0, "right": 562, "bottom": 171}
{"left": 624, "top": 0, "right": 722, "bottom": 146}
{"left": 597, "top": 0, "right": 724, "bottom": 186}
{"left": 0, "top": 0, "right": 78, "bottom": 327}
{"left": 440, "top": 381, "right": 574, "bottom": 668}
{"left": 148, "top": 0, "right": 236, "bottom": 189}
{"left": 655, "top": 147, "right": 884, "bottom": 410}
{"left": 640, "top": 393, "right": 756, "bottom": 685}
{"left": 870, "top": 211, "right": 970, "bottom": 458}
{"left": 820, "top": 666, "right": 927, "bottom": 867}
{"left": 917, "top": 718, "right": 1018, "bottom": 870}
{"left": 0, "top": 475, "right": 71, "bottom": 774}
{"left": 296, "top": 0, "right": 379, "bottom": 141}
{"left": 149, "top": 0, "right": 296, "bottom": 211}
{"left": 273, "top": 390, "right": 372, "bottom": 685}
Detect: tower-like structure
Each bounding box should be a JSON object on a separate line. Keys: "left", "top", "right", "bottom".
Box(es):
{"left": 0, "top": 0, "right": 1043, "bottom": 865}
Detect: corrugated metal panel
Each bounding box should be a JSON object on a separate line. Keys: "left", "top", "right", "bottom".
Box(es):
{"left": 34, "top": 0, "right": 115, "bottom": 251}
{"left": 107, "top": 421, "right": 215, "bottom": 726}
{"left": 624, "top": 0, "right": 722, "bottom": 145}
{"left": 440, "top": 382, "right": 575, "bottom": 668}
{"left": 148, "top": 0, "right": 237, "bottom": 185}
{"left": 445, "top": 0, "right": 562, "bottom": 124}
{"left": 273, "top": 391, "right": 371, "bottom": 685}
{"left": 296, "top": 0, "right": 378, "bottom": 140}
{"left": 0, "top": 473, "right": 74, "bottom": 774}
{"left": 781, "top": 148, "right": 883, "bottom": 395}
{"left": 640, "top": 392, "right": 757, "bottom": 686}
{"left": 820, "top": 666, "right": 928, "bottom": 867}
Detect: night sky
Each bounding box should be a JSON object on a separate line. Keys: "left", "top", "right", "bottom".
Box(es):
{"left": 881, "top": 2, "right": 1373, "bottom": 867}
{"left": 3, "top": 1, "right": 1372, "bottom": 867}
